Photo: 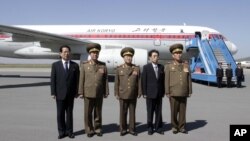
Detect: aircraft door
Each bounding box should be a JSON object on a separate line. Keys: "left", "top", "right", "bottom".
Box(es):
{"left": 154, "top": 39, "right": 161, "bottom": 46}
{"left": 201, "top": 30, "right": 209, "bottom": 40}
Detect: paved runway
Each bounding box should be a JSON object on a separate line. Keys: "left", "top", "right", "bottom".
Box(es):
{"left": 0, "top": 68, "right": 250, "bottom": 141}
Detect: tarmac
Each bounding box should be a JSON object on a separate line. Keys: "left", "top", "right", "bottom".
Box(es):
{"left": 0, "top": 68, "right": 250, "bottom": 141}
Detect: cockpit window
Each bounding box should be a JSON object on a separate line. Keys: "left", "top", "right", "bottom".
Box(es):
{"left": 209, "top": 34, "right": 227, "bottom": 40}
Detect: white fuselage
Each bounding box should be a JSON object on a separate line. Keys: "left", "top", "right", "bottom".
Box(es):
{"left": 0, "top": 25, "right": 238, "bottom": 60}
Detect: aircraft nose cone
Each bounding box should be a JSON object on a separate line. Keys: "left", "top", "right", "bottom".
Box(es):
{"left": 231, "top": 42, "right": 238, "bottom": 54}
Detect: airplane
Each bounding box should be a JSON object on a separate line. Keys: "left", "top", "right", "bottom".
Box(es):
{"left": 0, "top": 24, "right": 238, "bottom": 73}
{"left": 238, "top": 61, "right": 250, "bottom": 69}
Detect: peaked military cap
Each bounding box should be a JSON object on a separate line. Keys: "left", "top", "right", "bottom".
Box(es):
{"left": 169, "top": 43, "right": 183, "bottom": 54}
{"left": 86, "top": 43, "right": 101, "bottom": 53}
{"left": 121, "top": 47, "right": 134, "bottom": 57}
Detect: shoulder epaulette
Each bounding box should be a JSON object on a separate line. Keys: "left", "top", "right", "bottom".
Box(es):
{"left": 81, "top": 60, "right": 89, "bottom": 64}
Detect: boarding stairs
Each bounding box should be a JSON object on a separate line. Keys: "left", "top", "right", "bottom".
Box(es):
{"left": 186, "top": 37, "right": 237, "bottom": 84}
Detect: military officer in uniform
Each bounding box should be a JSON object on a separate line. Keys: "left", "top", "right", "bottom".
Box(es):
{"left": 78, "top": 43, "right": 109, "bottom": 137}
{"left": 114, "top": 47, "right": 142, "bottom": 136}
{"left": 164, "top": 43, "right": 192, "bottom": 134}
{"left": 235, "top": 63, "right": 244, "bottom": 88}
{"left": 216, "top": 62, "right": 224, "bottom": 88}
{"left": 226, "top": 63, "right": 233, "bottom": 88}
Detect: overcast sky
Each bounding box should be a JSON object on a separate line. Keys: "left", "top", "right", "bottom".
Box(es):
{"left": 0, "top": 0, "right": 249, "bottom": 63}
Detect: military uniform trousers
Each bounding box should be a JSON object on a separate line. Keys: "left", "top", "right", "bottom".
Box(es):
{"left": 169, "top": 96, "right": 187, "bottom": 130}
{"left": 119, "top": 99, "right": 137, "bottom": 132}
{"left": 84, "top": 97, "right": 103, "bottom": 134}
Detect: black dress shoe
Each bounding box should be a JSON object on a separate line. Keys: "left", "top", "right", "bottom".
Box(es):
{"left": 87, "top": 133, "right": 94, "bottom": 138}
{"left": 173, "top": 130, "right": 178, "bottom": 134}
{"left": 148, "top": 131, "right": 153, "bottom": 135}
{"left": 172, "top": 128, "right": 178, "bottom": 134}
{"left": 68, "top": 133, "right": 75, "bottom": 138}
{"left": 96, "top": 132, "right": 103, "bottom": 137}
{"left": 156, "top": 131, "right": 164, "bottom": 135}
{"left": 58, "top": 134, "right": 66, "bottom": 139}
{"left": 129, "top": 131, "right": 138, "bottom": 136}
{"left": 120, "top": 130, "right": 127, "bottom": 136}
{"left": 179, "top": 129, "right": 188, "bottom": 134}
{"left": 148, "top": 128, "right": 153, "bottom": 135}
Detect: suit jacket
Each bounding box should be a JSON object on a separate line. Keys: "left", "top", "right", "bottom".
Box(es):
{"left": 78, "top": 60, "right": 109, "bottom": 98}
{"left": 226, "top": 68, "right": 233, "bottom": 78}
{"left": 164, "top": 61, "right": 192, "bottom": 97}
{"left": 216, "top": 68, "right": 224, "bottom": 77}
{"left": 115, "top": 64, "right": 142, "bottom": 99}
{"left": 141, "top": 63, "right": 165, "bottom": 99}
{"left": 51, "top": 60, "right": 79, "bottom": 100}
{"left": 235, "top": 67, "right": 243, "bottom": 77}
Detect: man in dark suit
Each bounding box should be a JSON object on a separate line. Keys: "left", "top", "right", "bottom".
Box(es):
{"left": 235, "top": 63, "right": 244, "bottom": 88}
{"left": 226, "top": 63, "right": 233, "bottom": 88}
{"left": 51, "top": 45, "right": 79, "bottom": 139}
{"left": 216, "top": 62, "right": 224, "bottom": 88}
{"left": 141, "top": 49, "right": 164, "bottom": 135}
{"left": 78, "top": 43, "right": 109, "bottom": 137}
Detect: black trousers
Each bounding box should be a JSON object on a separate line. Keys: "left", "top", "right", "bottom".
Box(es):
{"left": 146, "top": 97, "right": 163, "bottom": 131}
{"left": 217, "top": 77, "right": 223, "bottom": 88}
{"left": 56, "top": 97, "right": 74, "bottom": 136}
{"left": 227, "top": 77, "right": 232, "bottom": 87}
{"left": 237, "top": 76, "right": 242, "bottom": 87}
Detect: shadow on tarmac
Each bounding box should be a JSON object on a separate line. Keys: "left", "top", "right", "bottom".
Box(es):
{"left": 0, "top": 82, "right": 50, "bottom": 89}
{"left": 74, "top": 123, "right": 119, "bottom": 136}
{"left": 186, "top": 120, "right": 207, "bottom": 131}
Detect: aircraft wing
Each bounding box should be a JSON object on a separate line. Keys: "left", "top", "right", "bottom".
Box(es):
{"left": 0, "top": 24, "right": 91, "bottom": 51}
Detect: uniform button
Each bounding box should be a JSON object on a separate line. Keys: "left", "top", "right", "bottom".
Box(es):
{"left": 128, "top": 87, "right": 130, "bottom": 89}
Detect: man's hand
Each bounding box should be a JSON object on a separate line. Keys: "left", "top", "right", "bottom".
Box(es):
{"left": 166, "top": 94, "right": 170, "bottom": 98}
{"left": 115, "top": 95, "right": 120, "bottom": 100}
{"left": 138, "top": 94, "right": 141, "bottom": 99}
{"left": 51, "top": 95, "right": 56, "bottom": 99}
{"left": 78, "top": 95, "right": 84, "bottom": 99}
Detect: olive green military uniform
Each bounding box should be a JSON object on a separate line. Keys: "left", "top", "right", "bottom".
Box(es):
{"left": 114, "top": 47, "right": 142, "bottom": 134}
{"left": 165, "top": 44, "right": 192, "bottom": 133}
{"left": 115, "top": 63, "right": 141, "bottom": 133}
{"left": 78, "top": 43, "right": 109, "bottom": 135}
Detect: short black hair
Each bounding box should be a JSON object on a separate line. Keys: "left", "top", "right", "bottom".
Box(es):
{"left": 59, "top": 45, "right": 71, "bottom": 52}
{"left": 148, "top": 49, "right": 159, "bottom": 57}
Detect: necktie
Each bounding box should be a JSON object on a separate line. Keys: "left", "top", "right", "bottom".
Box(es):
{"left": 65, "top": 61, "right": 69, "bottom": 73}
{"left": 154, "top": 65, "right": 158, "bottom": 79}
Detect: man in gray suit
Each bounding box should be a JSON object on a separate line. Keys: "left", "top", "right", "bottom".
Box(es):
{"left": 164, "top": 44, "right": 192, "bottom": 134}
{"left": 78, "top": 43, "right": 109, "bottom": 137}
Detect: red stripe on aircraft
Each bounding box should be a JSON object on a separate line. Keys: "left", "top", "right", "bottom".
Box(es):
{"left": 0, "top": 35, "right": 11, "bottom": 38}
{"left": 65, "top": 34, "right": 196, "bottom": 39}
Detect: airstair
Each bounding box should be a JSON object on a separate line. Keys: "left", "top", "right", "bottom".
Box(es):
{"left": 186, "top": 36, "right": 237, "bottom": 84}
